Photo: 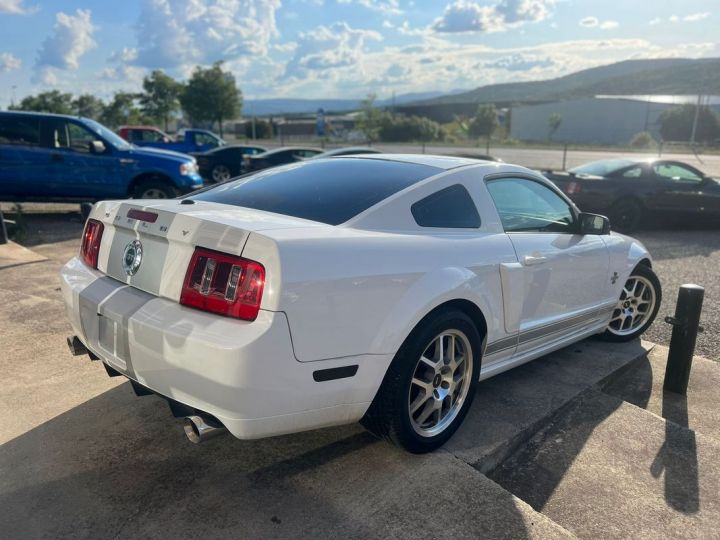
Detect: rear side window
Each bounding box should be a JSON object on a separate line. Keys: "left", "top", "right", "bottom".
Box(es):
{"left": 411, "top": 184, "right": 480, "bottom": 228}
{"left": 0, "top": 116, "right": 40, "bottom": 146}
{"left": 192, "top": 158, "right": 441, "bottom": 225}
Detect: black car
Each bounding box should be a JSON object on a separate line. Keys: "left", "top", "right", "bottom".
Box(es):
{"left": 306, "top": 147, "right": 381, "bottom": 159}
{"left": 194, "top": 144, "right": 267, "bottom": 183}
{"left": 544, "top": 158, "right": 720, "bottom": 232}
{"left": 243, "top": 147, "right": 323, "bottom": 172}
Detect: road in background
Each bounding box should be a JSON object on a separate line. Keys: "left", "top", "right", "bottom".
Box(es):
{"left": 234, "top": 139, "right": 720, "bottom": 176}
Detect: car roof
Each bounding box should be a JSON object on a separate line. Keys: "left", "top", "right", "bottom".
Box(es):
{"left": 332, "top": 153, "right": 488, "bottom": 170}
{"left": 1, "top": 110, "right": 82, "bottom": 120}
{"left": 254, "top": 146, "right": 322, "bottom": 157}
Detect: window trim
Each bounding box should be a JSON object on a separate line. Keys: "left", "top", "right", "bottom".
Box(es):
{"left": 484, "top": 173, "right": 581, "bottom": 235}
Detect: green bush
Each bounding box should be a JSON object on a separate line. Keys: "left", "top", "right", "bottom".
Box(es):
{"left": 378, "top": 114, "right": 445, "bottom": 142}
{"left": 629, "top": 131, "right": 657, "bottom": 149}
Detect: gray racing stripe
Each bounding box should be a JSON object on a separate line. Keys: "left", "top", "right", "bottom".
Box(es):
{"left": 78, "top": 277, "right": 125, "bottom": 349}
{"left": 97, "top": 286, "right": 154, "bottom": 379}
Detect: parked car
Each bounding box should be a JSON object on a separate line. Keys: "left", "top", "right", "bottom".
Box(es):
{"left": 195, "top": 144, "right": 267, "bottom": 183}
{"left": 243, "top": 146, "right": 323, "bottom": 172}
{"left": 544, "top": 158, "right": 720, "bottom": 232}
{"left": 306, "top": 146, "right": 381, "bottom": 159}
{"left": 119, "top": 126, "right": 226, "bottom": 154}
{"left": 62, "top": 155, "right": 661, "bottom": 453}
{"left": 0, "top": 112, "right": 204, "bottom": 201}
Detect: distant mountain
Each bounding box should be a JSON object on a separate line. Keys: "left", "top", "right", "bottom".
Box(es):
{"left": 242, "top": 90, "right": 469, "bottom": 116}
{"left": 412, "top": 58, "right": 720, "bottom": 107}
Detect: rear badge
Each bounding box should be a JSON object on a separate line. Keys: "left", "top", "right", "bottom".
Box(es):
{"left": 123, "top": 240, "right": 143, "bottom": 276}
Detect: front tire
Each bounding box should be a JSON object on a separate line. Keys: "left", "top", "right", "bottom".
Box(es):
{"left": 609, "top": 199, "right": 643, "bottom": 233}
{"left": 361, "top": 310, "right": 482, "bottom": 453}
{"left": 598, "top": 264, "right": 661, "bottom": 342}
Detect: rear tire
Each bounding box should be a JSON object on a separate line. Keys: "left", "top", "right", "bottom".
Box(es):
{"left": 133, "top": 179, "right": 178, "bottom": 199}
{"left": 608, "top": 199, "right": 643, "bottom": 233}
{"left": 361, "top": 310, "right": 482, "bottom": 453}
{"left": 598, "top": 264, "right": 661, "bottom": 342}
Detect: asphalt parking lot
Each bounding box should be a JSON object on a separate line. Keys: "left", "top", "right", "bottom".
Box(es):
{"left": 1, "top": 207, "right": 718, "bottom": 538}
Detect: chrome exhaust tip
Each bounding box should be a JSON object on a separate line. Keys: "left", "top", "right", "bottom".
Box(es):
{"left": 183, "top": 415, "right": 227, "bottom": 444}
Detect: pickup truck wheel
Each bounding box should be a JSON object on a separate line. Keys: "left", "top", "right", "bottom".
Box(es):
{"left": 134, "top": 180, "right": 178, "bottom": 199}
{"left": 361, "top": 310, "right": 482, "bottom": 453}
{"left": 608, "top": 199, "right": 643, "bottom": 233}
{"left": 211, "top": 164, "right": 232, "bottom": 183}
{"left": 598, "top": 264, "right": 661, "bottom": 342}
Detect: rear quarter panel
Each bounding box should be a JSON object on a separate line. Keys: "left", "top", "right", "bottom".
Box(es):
{"left": 259, "top": 228, "right": 515, "bottom": 362}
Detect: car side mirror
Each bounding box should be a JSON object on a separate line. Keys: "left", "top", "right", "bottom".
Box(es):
{"left": 90, "top": 140, "right": 106, "bottom": 154}
{"left": 579, "top": 212, "right": 610, "bottom": 235}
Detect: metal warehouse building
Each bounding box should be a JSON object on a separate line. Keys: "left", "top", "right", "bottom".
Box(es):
{"left": 509, "top": 95, "right": 720, "bottom": 145}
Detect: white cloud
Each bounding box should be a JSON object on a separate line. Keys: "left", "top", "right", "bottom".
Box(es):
{"left": 284, "top": 22, "right": 381, "bottom": 79}
{"left": 433, "top": 0, "right": 553, "bottom": 33}
{"left": 108, "top": 47, "right": 138, "bottom": 64}
{"left": 134, "top": 0, "right": 281, "bottom": 69}
{"left": 0, "top": 0, "right": 33, "bottom": 14}
{"left": 683, "top": 12, "right": 709, "bottom": 22}
{"left": 0, "top": 52, "right": 21, "bottom": 71}
{"left": 484, "top": 53, "right": 555, "bottom": 71}
{"left": 579, "top": 16, "right": 618, "bottom": 29}
{"left": 35, "top": 9, "right": 97, "bottom": 71}
{"left": 648, "top": 17, "right": 661, "bottom": 25}
{"left": 337, "top": 0, "right": 402, "bottom": 15}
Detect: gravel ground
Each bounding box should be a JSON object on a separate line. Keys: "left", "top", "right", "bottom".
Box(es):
{"left": 634, "top": 228, "right": 720, "bottom": 361}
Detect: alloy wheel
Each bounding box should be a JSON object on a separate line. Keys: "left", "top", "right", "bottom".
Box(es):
{"left": 212, "top": 165, "right": 231, "bottom": 183}
{"left": 607, "top": 275, "right": 657, "bottom": 336}
{"left": 408, "top": 330, "right": 473, "bottom": 437}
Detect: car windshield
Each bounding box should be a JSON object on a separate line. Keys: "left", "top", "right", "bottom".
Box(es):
{"left": 190, "top": 158, "right": 441, "bottom": 225}
{"left": 81, "top": 119, "right": 132, "bottom": 150}
{"left": 570, "top": 159, "right": 637, "bottom": 176}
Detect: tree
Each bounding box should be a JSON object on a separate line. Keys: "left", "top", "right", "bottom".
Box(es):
{"left": 140, "top": 70, "right": 182, "bottom": 131}
{"left": 180, "top": 62, "right": 242, "bottom": 137}
{"left": 355, "top": 93, "right": 383, "bottom": 143}
{"left": 468, "top": 104, "right": 498, "bottom": 139}
{"left": 244, "top": 118, "right": 273, "bottom": 139}
{"left": 9, "top": 90, "right": 73, "bottom": 114}
{"left": 629, "top": 131, "right": 657, "bottom": 149}
{"left": 99, "top": 92, "right": 145, "bottom": 128}
{"left": 72, "top": 94, "right": 105, "bottom": 119}
{"left": 659, "top": 104, "right": 720, "bottom": 143}
{"left": 378, "top": 114, "right": 445, "bottom": 142}
{"left": 547, "top": 113, "right": 562, "bottom": 142}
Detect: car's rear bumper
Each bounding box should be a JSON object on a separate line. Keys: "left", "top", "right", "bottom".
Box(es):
{"left": 60, "top": 257, "right": 386, "bottom": 439}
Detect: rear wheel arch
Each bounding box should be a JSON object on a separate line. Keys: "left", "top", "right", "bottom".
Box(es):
{"left": 361, "top": 300, "right": 486, "bottom": 452}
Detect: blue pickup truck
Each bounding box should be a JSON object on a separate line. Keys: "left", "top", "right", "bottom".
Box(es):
{"left": 118, "top": 126, "right": 225, "bottom": 154}
{"left": 0, "top": 112, "right": 204, "bottom": 202}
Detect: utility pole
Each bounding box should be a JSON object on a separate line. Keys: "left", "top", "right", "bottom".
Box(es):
{"left": 11, "top": 85, "right": 16, "bottom": 107}
{"left": 689, "top": 93, "right": 701, "bottom": 145}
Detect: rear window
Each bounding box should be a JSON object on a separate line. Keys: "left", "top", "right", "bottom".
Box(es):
{"left": 191, "top": 158, "right": 441, "bottom": 225}
{"left": 0, "top": 116, "right": 40, "bottom": 146}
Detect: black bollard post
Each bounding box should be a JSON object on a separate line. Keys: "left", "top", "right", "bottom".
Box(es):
{"left": 663, "top": 284, "right": 704, "bottom": 395}
{"left": 0, "top": 210, "right": 8, "bottom": 245}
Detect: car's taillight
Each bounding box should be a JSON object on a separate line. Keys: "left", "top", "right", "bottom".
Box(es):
{"left": 80, "top": 219, "right": 104, "bottom": 269}
{"left": 180, "top": 247, "right": 265, "bottom": 321}
{"left": 566, "top": 181, "right": 581, "bottom": 194}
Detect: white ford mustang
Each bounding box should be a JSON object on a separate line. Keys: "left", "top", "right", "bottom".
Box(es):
{"left": 61, "top": 155, "right": 661, "bottom": 453}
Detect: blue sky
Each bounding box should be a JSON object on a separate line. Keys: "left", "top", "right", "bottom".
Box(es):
{"left": 0, "top": 0, "right": 717, "bottom": 108}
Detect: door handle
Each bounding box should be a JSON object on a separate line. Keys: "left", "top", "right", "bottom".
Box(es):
{"left": 51, "top": 153, "right": 64, "bottom": 163}
{"left": 522, "top": 254, "right": 547, "bottom": 266}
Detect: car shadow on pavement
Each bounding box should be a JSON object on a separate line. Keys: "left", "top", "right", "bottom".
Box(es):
{"left": 489, "top": 352, "right": 700, "bottom": 526}
{"left": 0, "top": 382, "right": 544, "bottom": 539}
